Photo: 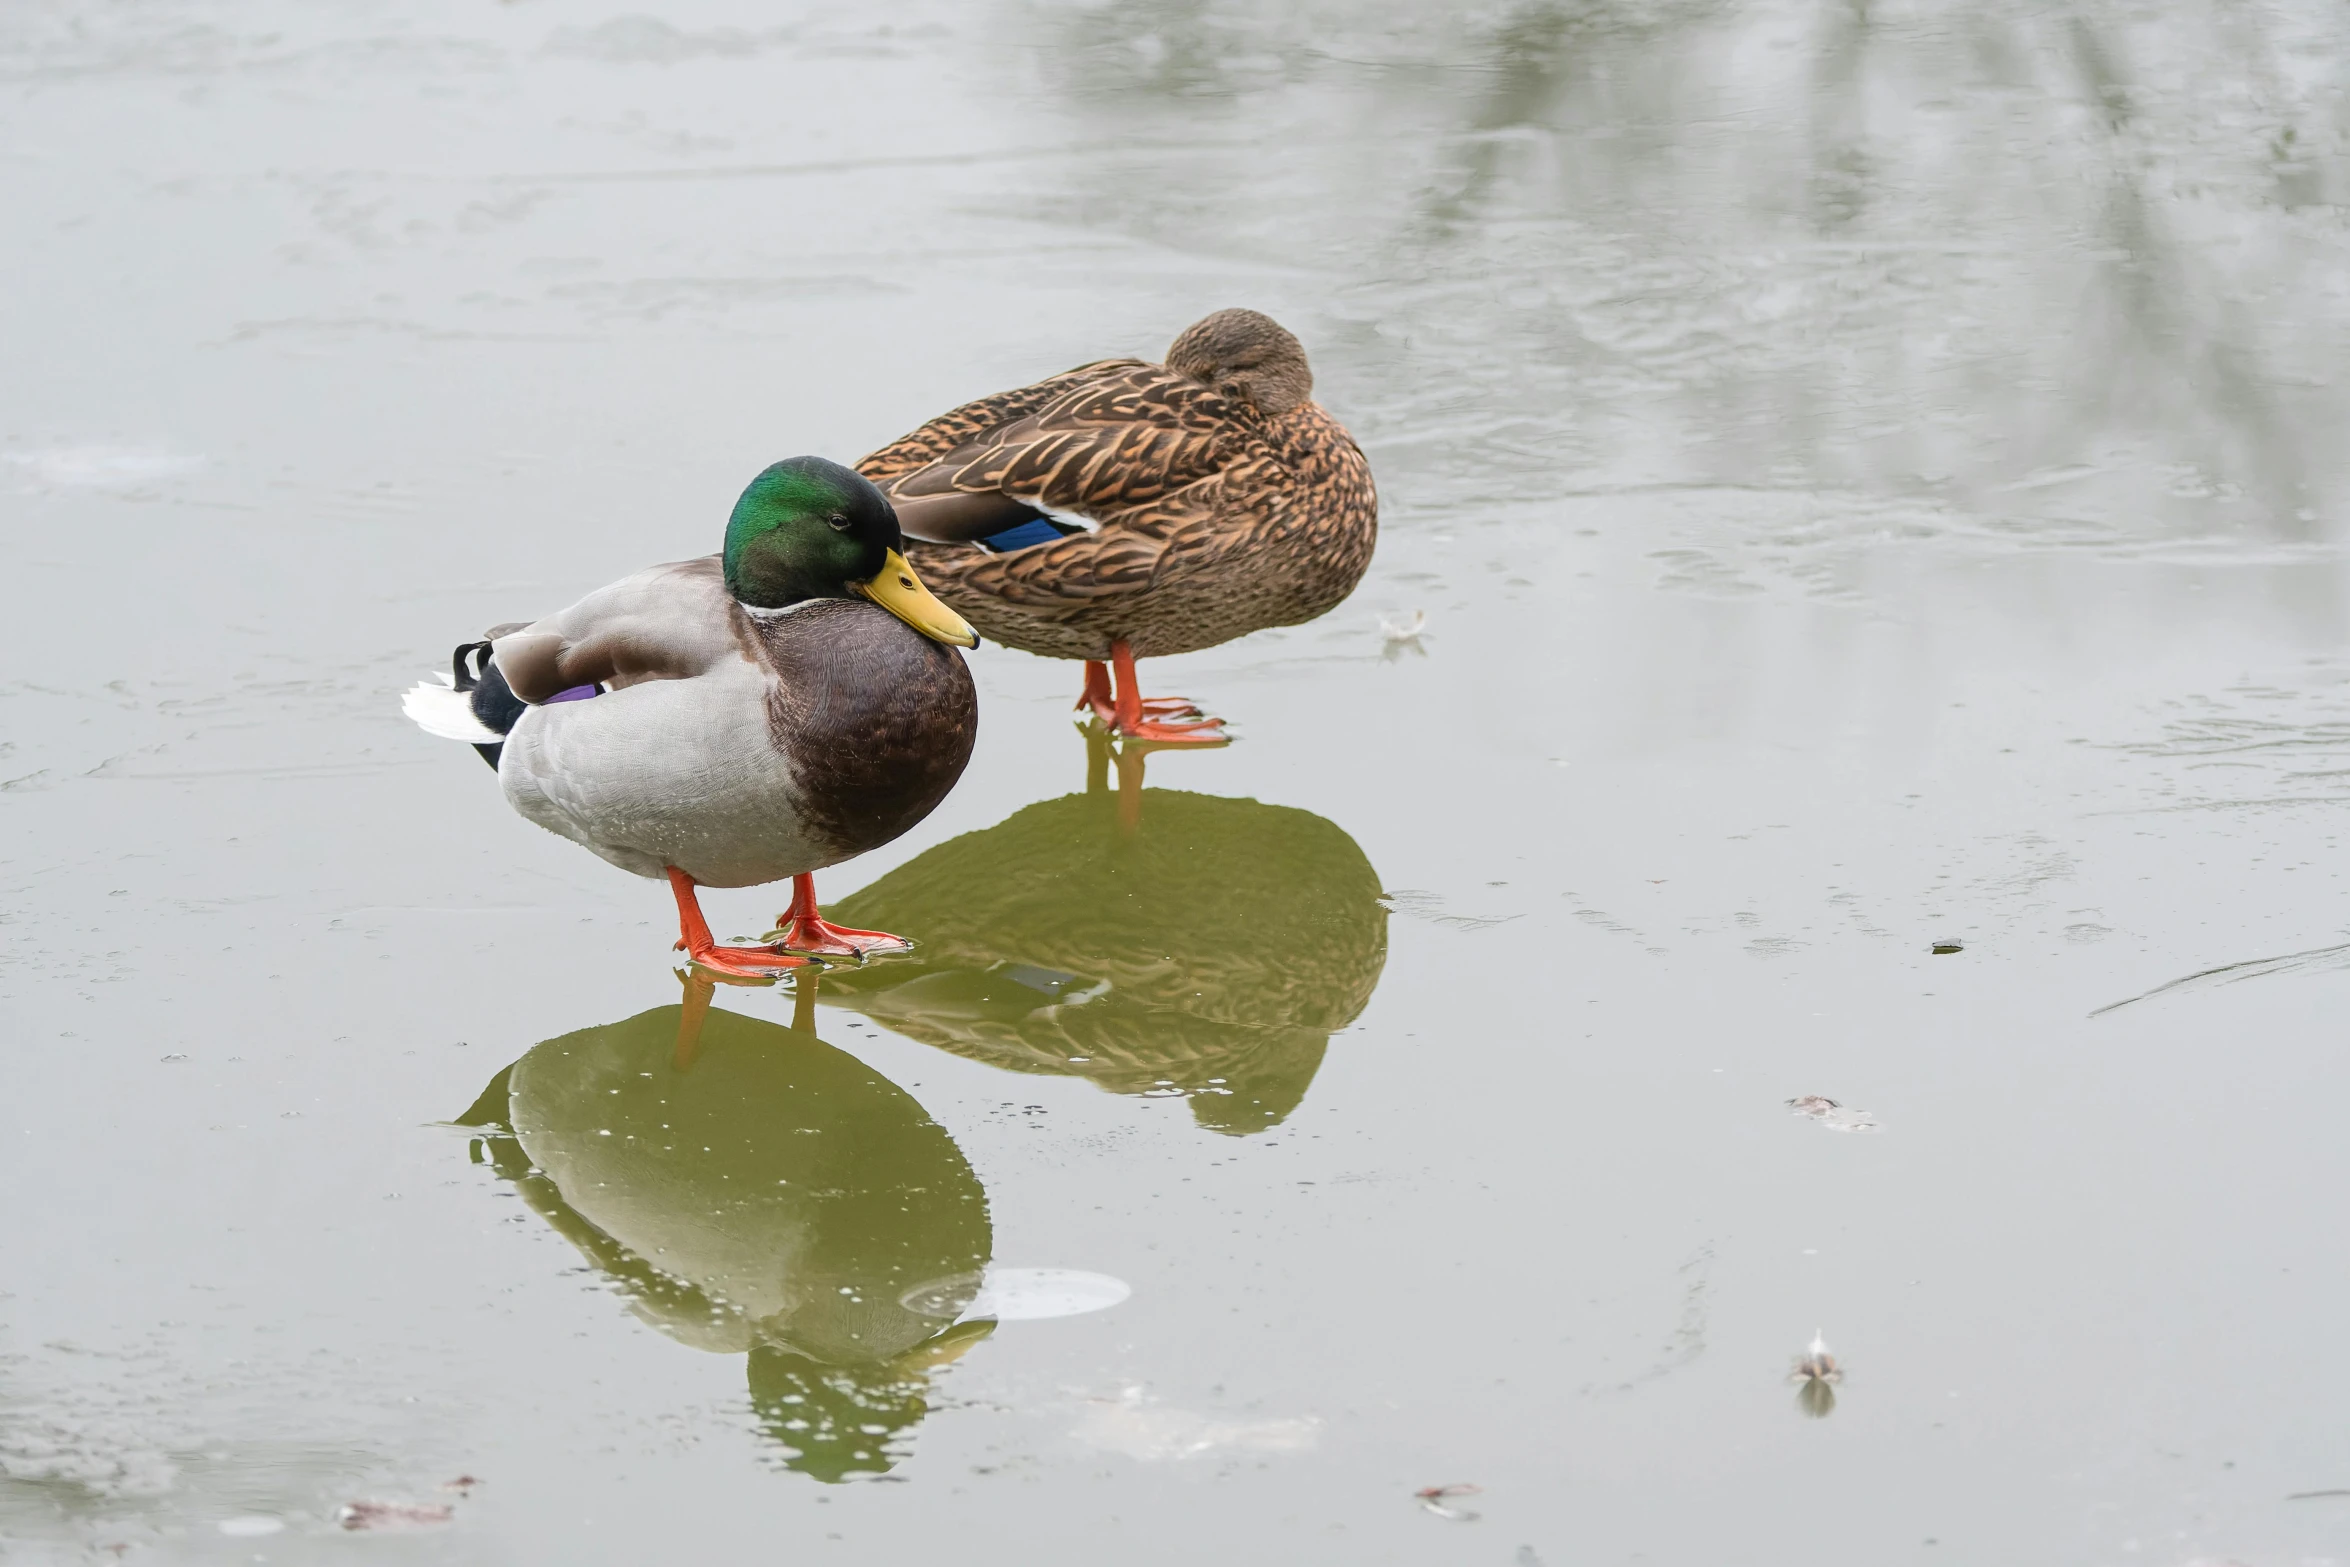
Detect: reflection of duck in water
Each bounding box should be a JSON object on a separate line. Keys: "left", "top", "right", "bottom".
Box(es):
{"left": 817, "top": 761, "right": 1387, "bottom": 1135}
{"left": 455, "top": 978, "right": 992, "bottom": 1480}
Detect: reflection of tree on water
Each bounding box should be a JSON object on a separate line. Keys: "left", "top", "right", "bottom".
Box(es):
{"left": 455, "top": 980, "right": 992, "bottom": 1481}
{"left": 1037, "top": 0, "right": 2350, "bottom": 556}
{"left": 818, "top": 766, "right": 1387, "bottom": 1136}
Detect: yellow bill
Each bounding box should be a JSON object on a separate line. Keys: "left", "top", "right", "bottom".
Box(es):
{"left": 856, "top": 549, "right": 978, "bottom": 647}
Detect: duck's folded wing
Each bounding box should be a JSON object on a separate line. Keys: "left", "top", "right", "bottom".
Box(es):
{"left": 490, "top": 557, "right": 738, "bottom": 703}
{"left": 864, "top": 364, "right": 1255, "bottom": 521}
{"left": 945, "top": 460, "right": 1300, "bottom": 610}
{"left": 959, "top": 525, "right": 1166, "bottom": 607}
{"left": 860, "top": 360, "right": 1145, "bottom": 485}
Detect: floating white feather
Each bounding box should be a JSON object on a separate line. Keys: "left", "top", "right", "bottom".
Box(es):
{"left": 401, "top": 673, "right": 503, "bottom": 744}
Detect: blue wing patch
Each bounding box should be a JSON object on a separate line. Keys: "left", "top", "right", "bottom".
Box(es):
{"left": 978, "top": 516, "right": 1084, "bottom": 553}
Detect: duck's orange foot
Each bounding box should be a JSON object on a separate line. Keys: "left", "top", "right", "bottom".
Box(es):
{"left": 675, "top": 939, "right": 812, "bottom": 979}
{"left": 763, "top": 913, "right": 913, "bottom": 961}
{"left": 763, "top": 872, "right": 913, "bottom": 961}
{"left": 1079, "top": 647, "right": 1227, "bottom": 744}
{"left": 666, "top": 865, "right": 816, "bottom": 979}
{"left": 1078, "top": 693, "right": 1205, "bottom": 726}
{"left": 1111, "top": 713, "right": 1230, "bottom": 746}
{"left": 1077, "top": 667, "right": 1203, "bottom": 726}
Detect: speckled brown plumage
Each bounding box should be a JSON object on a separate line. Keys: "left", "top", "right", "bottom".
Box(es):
{"left": 857, "top": 310, "right": 1377, "bottom": 662}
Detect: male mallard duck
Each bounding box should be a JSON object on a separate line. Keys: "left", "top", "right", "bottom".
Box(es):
{"left": 401, "top": 456, "right": 979, "bottom": 976}
{"left": 856, "top": 308, "right": 1377, "bottom": 743}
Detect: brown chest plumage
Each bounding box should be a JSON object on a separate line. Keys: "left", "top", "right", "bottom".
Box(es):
{"left": 748, "top": 600, "right": 978, "bottom": 859}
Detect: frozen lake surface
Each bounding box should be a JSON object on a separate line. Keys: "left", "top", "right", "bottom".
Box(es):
{"left": 7, "top": 1, "right": 2350, "bottom": 1561}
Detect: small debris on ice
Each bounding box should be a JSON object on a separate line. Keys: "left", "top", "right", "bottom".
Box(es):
{"left": 1380, "top": 611, "right": 1428, "bottom": 658}
{"left": 1793, "top": 1331, "right": 1842, "bottom": 1419}
{"left": 1415, "top": 1482, "right": 1481, "bottom": 1521}
{"left": 337, "top": 1501, "right": 454, "bottom": 1532}
{"left": 1787, "top": 1095, "right": 1879, "bottom": 1133}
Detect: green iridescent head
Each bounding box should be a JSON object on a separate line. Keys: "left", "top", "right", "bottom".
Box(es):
{"left": 722, "top": 457, "right": 900, "bottom": 610}
{"left": 721, "top": 458, "right": 977, "bottom": 645}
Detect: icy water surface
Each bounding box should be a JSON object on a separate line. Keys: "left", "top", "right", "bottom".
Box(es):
{"left": 8, "top": 1, "right": 2350, "bottom": 1561}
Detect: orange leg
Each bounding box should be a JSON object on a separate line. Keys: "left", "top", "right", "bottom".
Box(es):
{"left": 667, "top": 867, "right": 810, "bottom": 979}
{"left": 764, "top": 872, "right": 913, "bottom": 960}
{"left": 1092, "top": 641, "right": 1228, "bottom": 745}
{"left": 1077, "top": 652, "right": 1206, "bottom": 729}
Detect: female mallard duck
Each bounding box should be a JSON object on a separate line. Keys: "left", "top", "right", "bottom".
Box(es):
{"left": 856, "top": 308, "right": 1376, "bottom": 743}
{"left": 401, "top": 457, "right": 980, "bottom": 976}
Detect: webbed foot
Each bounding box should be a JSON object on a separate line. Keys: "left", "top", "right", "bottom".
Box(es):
{"left": 765, "top": 872, "right": 914, "bottom": 961}
{"left": 1078, "top": 645, "right": 1230, "bottom": 745}
{"left": 667, "top": 866, "right": 815, "bottom": 978}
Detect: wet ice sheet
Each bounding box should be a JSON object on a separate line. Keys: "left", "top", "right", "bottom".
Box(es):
{"left": 7, "top": 0, "right": 2350, "bottom": 1563}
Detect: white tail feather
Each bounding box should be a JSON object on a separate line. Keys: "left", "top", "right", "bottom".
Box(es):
{"left": 402, "top": 674, "right": 502, "bottom": 743}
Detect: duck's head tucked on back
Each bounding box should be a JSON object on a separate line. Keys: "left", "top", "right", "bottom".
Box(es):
{"left": 1164, "top": 307, "right": 1313, "bottom": 417}
{"left": 725, "top": 456, "right": 979, "bottom": 647}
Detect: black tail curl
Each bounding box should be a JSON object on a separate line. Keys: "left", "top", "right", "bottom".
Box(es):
{"left": 451, "top": 640, "right": 523, "bottom": 770}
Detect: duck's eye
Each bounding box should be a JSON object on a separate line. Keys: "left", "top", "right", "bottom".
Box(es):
{"left": 825, "top": 513, "right": 852, "bottom": 531}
